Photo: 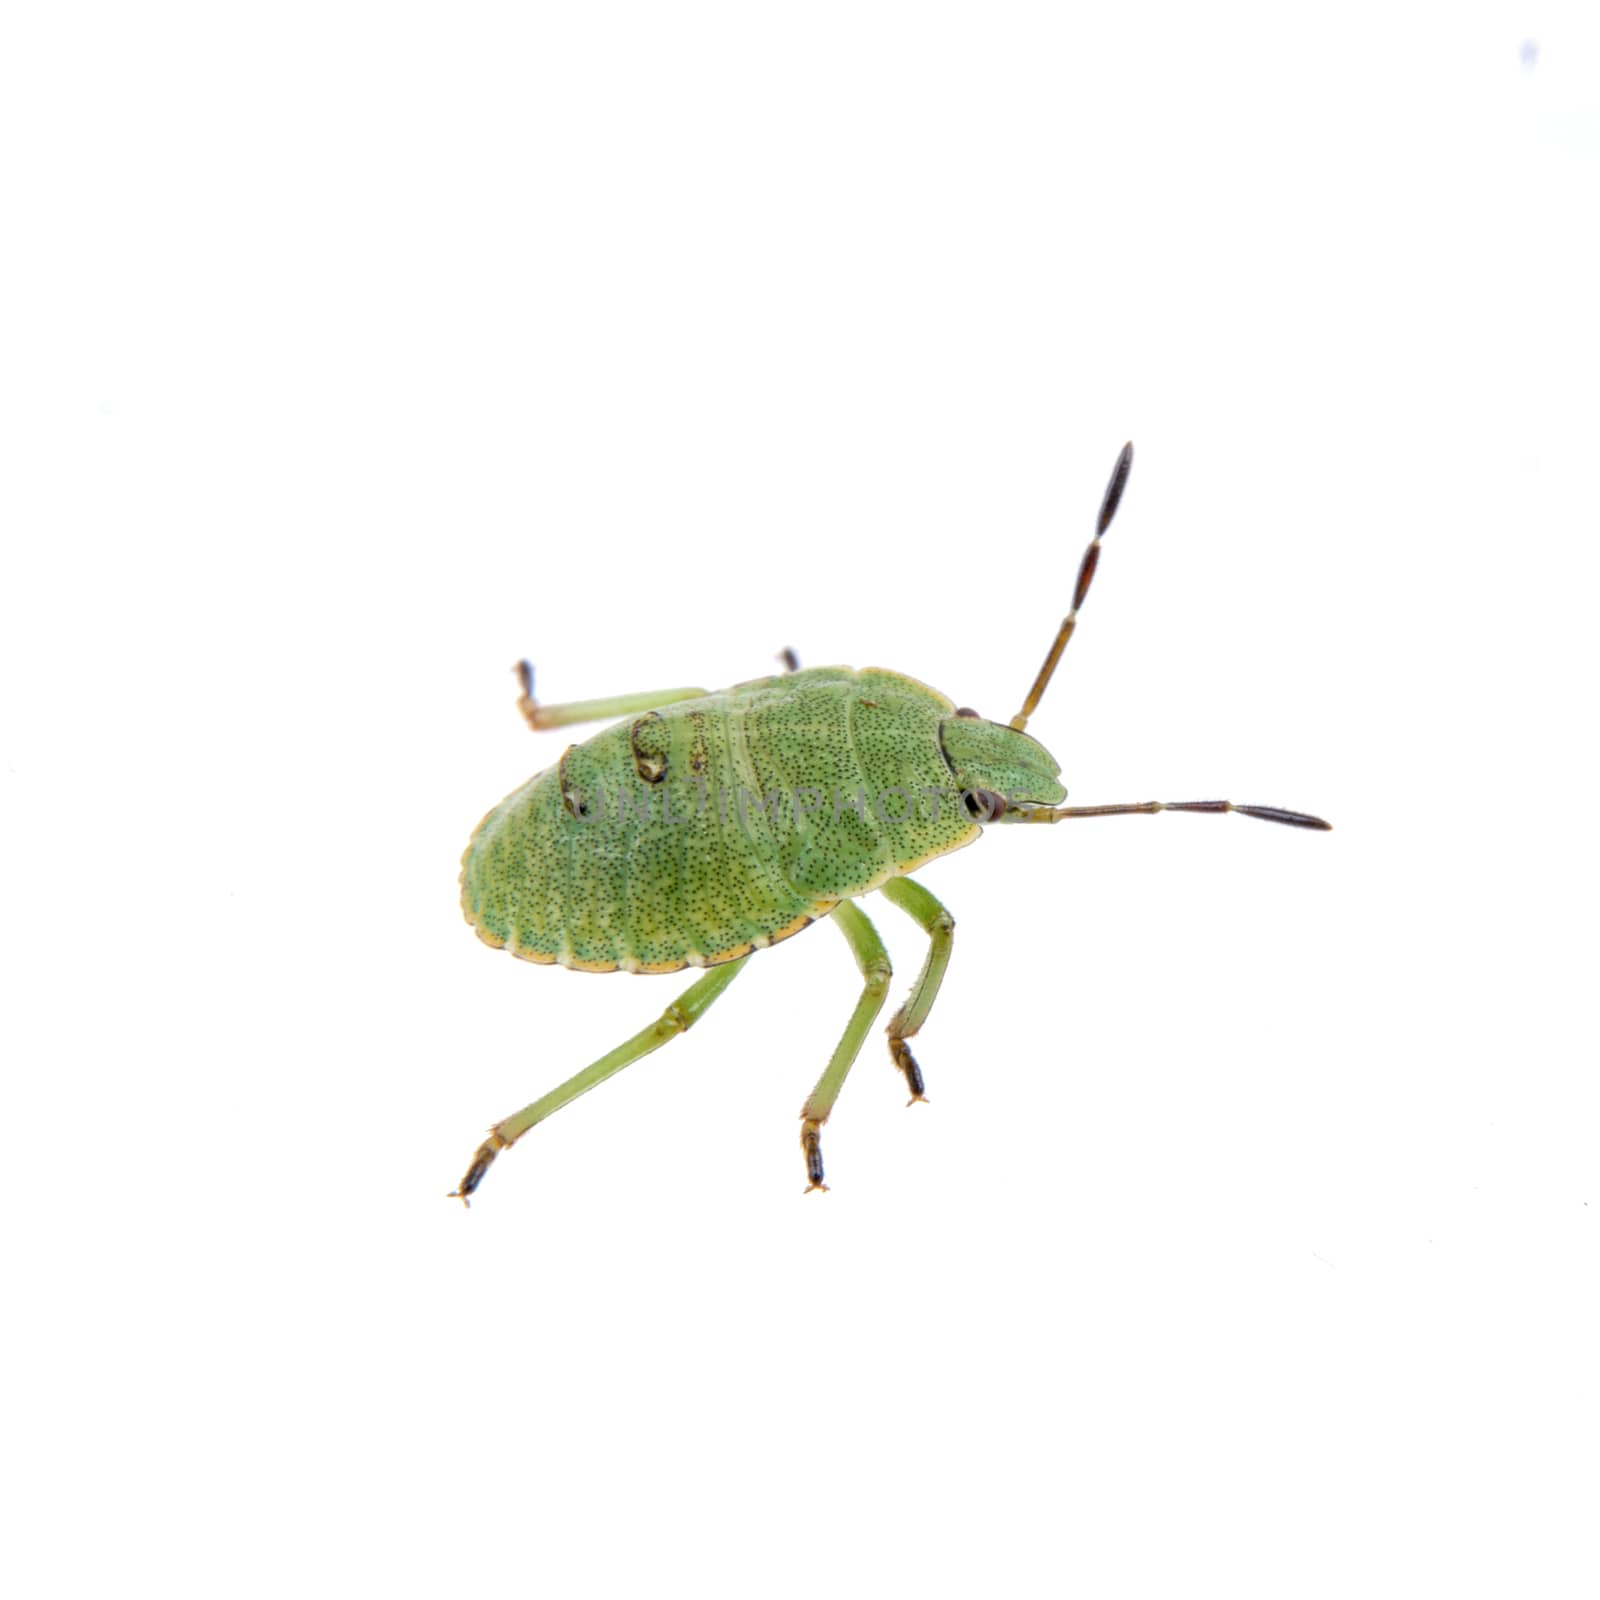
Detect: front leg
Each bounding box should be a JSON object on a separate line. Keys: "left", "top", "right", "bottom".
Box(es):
{"left": 877, "top": 875, "right": 956, "bottom": 1103}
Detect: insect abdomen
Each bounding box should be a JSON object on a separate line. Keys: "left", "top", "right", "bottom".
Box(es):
{"left": 460, "top": 714, "right": 821, "bottom": 973}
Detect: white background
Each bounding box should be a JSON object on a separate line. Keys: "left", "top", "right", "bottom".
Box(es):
{"left": 5, "top": 4, "right": 1597, "bottom": 1596}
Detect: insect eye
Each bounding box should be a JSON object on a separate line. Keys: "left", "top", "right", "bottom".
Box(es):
{"left": 954, "top": 707, "right": 981, "bottom": 719}
{"left": 963, "top": 788, "right": 1007, "bottom": 821}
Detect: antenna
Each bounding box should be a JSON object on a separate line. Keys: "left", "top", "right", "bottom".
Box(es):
{"left": 1017, "top": 798, "right": 1331, "bottom": 830}
{"left": 1010, "top": 441, "right": 1134, "bottom": 732}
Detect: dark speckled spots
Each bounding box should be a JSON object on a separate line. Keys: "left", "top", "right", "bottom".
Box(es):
{"left": 630, "top": 712, "right": 670, "bottom": 784}
{"left": 558, "top": 745, "right": 595, "bottom": 820}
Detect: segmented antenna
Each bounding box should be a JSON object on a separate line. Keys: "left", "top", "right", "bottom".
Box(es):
{"left": 1016, "top": 798, "right": 1332, "bottom": 830}
{"left": 1010, "top": 441, "right": 1134, "bottom": 732}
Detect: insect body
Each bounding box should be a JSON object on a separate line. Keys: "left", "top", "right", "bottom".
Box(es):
{"left": 452, "top": 445, "right": 1329, "bottom": 1202}
{"left": 460, "top": 666, "right": 1050, "bottom": 972}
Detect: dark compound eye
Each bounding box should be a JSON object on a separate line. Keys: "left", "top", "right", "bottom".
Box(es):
{"left": 963, "top": 788, "right": 1007, "bottom": 821}
{"left": 954, "top": 707, "right": 981, "bottom": 719}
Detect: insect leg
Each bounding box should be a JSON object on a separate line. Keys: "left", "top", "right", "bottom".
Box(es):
{"left": 512, "top": 660, "right": 708, "bottom": 731}
{"left": 876, "top": 876, "right": 955, "bottom": 1104}
{"left": 798, "top": 900, "right": 893, "bottom": 1193}
{"left": 450, "top": 954, "right": 750, "bottom": 1205}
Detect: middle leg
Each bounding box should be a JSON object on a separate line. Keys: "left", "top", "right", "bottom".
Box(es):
{"left": 798, "top": 900, "right": 892, "bottom": 1192}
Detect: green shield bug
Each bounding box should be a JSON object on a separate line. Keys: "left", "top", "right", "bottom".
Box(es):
{"left": 451, "top": 444, "right": 1330, "bottom": 1202}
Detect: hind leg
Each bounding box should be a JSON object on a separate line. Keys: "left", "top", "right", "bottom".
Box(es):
{"left": 451, "top": 955, "right": 750, "bottom": 1204}
{"left": 511, "top": 660, "right": 708, "bottom": 731}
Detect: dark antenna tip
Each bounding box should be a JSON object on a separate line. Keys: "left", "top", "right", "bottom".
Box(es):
{"left": 1096, "top": 442, "right": 1134, "bottom": 537}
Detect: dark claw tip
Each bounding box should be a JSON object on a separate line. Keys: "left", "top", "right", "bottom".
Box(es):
{"left": 452, "top": 1145, "right": 497, "bottom": 1202}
